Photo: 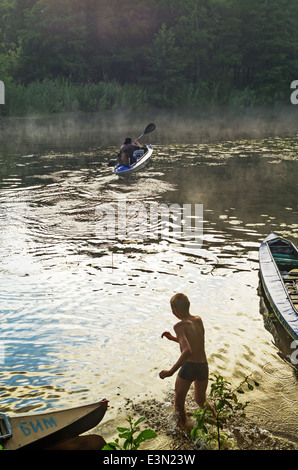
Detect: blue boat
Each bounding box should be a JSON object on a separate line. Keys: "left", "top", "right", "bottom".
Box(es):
{"left": 114, "top": 145, "right": 153, "bottom": 176}
{"left": 259, "top": 232, "right": 298, "bottom": 340}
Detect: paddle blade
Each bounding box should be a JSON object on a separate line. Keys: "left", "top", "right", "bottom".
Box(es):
{"left": 144, "top": 123, "right": 156, "bottom": 135}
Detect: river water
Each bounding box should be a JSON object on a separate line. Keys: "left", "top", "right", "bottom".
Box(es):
{"left": 1, "top": 111, "right": 298, "bottom": 449}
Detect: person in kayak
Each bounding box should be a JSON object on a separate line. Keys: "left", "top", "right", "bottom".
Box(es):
{"left": 159, "top": 293, "right": 215, "bottom": 428}
{"left": 119, "top": 137, "right": 142, "bottom": 166}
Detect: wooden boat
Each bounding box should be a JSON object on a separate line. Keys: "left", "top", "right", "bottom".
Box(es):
{"left": 114, "top": 145, "right": 153, "bottom": 176}
{"left": 0, "top": 398, "right": 108, "bottom": 450}
{"left": 259, "top": 232, "right": 298, "bottom": 340}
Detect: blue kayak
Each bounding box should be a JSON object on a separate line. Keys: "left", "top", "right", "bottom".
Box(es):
{"left": 114, "top": 145, "right": 153, "bottom": 176}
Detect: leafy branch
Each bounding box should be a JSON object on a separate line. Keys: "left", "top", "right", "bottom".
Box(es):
{"left": 102, "top": 416, "right": 157, "bottom": 451}
{"left": 191, "top": 373, "right": 259, "bottom": 450}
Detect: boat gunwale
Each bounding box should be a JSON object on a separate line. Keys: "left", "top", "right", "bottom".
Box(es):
{"left": 2, "top": 399, "right": 108, "bottom": 450}
{"left": 265, "top": 239, "right": 297, "bottom": 311}
{"left": 259, "top": 233, "right": 298, "bottom": 340}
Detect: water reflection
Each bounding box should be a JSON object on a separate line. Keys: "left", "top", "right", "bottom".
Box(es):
{"left": 1, "top": 123, "right": 298, "bottom": 445}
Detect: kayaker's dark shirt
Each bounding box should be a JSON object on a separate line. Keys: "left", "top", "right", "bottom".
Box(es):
{"left": 120, "top": 143, "right": 139, "bottom": 159}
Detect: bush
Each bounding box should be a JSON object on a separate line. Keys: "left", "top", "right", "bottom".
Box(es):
{"left": 191, "top": 373, "right": 259, "bottom": 450}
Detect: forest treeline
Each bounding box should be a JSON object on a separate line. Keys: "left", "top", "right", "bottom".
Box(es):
{"left": 0, "top": 0, "right": 298, "bottom": 115}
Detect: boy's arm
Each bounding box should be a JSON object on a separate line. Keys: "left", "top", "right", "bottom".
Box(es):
{"left": 161, "top": 331, "right": 178, "bottom": 342}
{"left": 159, "top": 324, "right": 192, "bottom": 379}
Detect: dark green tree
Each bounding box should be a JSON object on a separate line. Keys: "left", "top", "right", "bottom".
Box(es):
{"left": 0, "top": 0, "right": 20, "bottom": 84}
{"left": 235, "top": 0, "right": 298, "bottom": 103}
{"left": 145, "top": 23, "right": 185, "bottom": 105}
{"left": 16, "top": 0, "right": 88, "bottom": 82}
{"left": 171, "top": 0, "right": 216, "bottom": 84}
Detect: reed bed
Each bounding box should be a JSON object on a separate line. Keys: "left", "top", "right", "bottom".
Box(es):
{"left": 1, "top": 78, "right": 148, "bottom": 116}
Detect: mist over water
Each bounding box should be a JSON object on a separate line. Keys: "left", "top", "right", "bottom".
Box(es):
{"left": 1, "top": 105, "right": 298, "bottom": 148}
{"left": 1, "top": 109, "right": 298, "bottom": 449}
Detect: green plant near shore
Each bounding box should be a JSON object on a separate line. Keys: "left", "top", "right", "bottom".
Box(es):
{"left": 1, "top": 77, "right": 265, "bottom": 117}
{"left": 191, "top": 373, "right": 259, "bottom": 450}
{"left": 2, "top": 78, "right": 148, "bottom": 117}
{"left": 102, "top": 416, "right": 157, "bottom": 451}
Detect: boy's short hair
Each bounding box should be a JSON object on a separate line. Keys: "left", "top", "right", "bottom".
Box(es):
{"left": 170, "top": 293, "right": 190, "bottom": 314}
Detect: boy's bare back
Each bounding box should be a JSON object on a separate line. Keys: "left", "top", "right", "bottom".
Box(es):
{"left": 160, "top": 294, "right": 214, "bottom": 427}
{"left": 175, "top": 315, "right": 207, "bottom": 363}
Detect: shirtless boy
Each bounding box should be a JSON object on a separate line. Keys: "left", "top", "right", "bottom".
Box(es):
{"left": 159, "top": 293, "right": 212, "bottom": 427}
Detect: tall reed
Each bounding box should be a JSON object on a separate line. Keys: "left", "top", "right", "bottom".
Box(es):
{"left": 1, "top": 78, "right": 148, "bottom": 116}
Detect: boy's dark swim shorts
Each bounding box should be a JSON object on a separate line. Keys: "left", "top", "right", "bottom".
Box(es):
{"left": 178, "top": 361, "right": 209, "bottom": 382}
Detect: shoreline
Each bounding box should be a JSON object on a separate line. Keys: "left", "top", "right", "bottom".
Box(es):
{"left": 95, "top": 387, "right": 298, "bottom": 451}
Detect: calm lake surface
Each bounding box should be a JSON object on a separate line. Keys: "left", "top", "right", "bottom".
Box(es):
{"left": 1, "top": 112, "right": 298, "bottom": 447}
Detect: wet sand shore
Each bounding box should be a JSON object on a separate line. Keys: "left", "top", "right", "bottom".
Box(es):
{"left": 95, "top": 387, "right": 298, "bottom": 451}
